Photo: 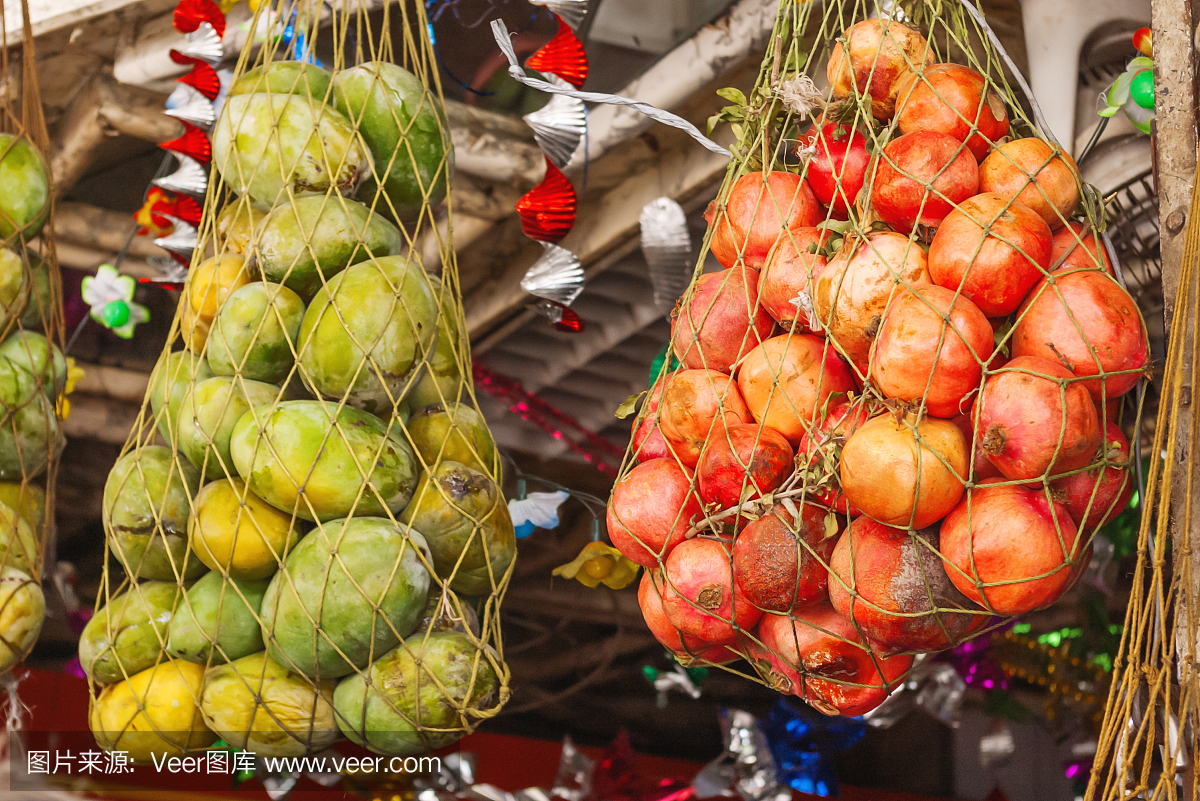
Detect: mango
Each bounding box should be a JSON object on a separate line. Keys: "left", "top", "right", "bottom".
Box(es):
{"left": 206, "top": 282, "right": 304, "bottom": 383}
{"left": 0, "top": 567, "right": 43, "bottom": 674}
{"left": 0, "top": 355, "right": 57, "bottom": 480}
{"left": 181, "top": 254, "right": 252, "bottom": 352}
{"left": 405, "top": 278, "right": 466, "bottom": 411}
{"left": 189, "top": 477, "right": 299, "bottom": 581}
{"left": 78, "top": 581, "right": 181, "bottom": 685}
{"left": 0, "top": 134, "right": 49, "bottom": 241}
{"left": 18, "top": 252, "right": 50, "bottom": 331}
{"left": 178, "top": 376, "right": 280, "bottom": 481}
{"left": 167, "top": 572, "right": 268, "bottom": 664}
{"left": 230, "top": 62, "right": 333, "bottom": 101}
{"left": 0, "top": 331, "right": 66, "bottom": 398}
{"left": 406, "top": 403, "right": 497, "bottom": 474}
{"left": 0, "top": 480, "right": 46, "bottom": 532}
{"left": 216, "top": 197, "right": 267, "bottom": 255}
{"left": 0, "top": 499, "right": 38, "bottom": 577}
{"left": 90, "top": 660, "right": 216, "bottom": 762}
{"left": 149, "top": 350, "right": 215, "bottom": 445}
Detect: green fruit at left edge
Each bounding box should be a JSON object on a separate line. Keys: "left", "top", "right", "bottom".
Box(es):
{"left": 0, "top": 481, "right": 46, "bottom": 532}
{"left": 149, "top": 351, "right": 215, "bottom": 445}
{"left": 333, "top": 631, "right": 499, "bottom": 756}
{"left": 213, "top": 93, "right": 373, "bottom": 208}
{"left": 0, "top": 249, "right": 30, "bottom": 338}
{"left": 103, "top": 446, "right": 207, "bottom": 581}
{"left": 178, "top": 376, "right": 280, "bottom": 482}
{"left": 78, "top": 581, "right": 182, "bottom": 685}
{"left": 0, "top": 567, "right": 44, "bottom": 674}
{"left": 19, "top": 253, "right": 50, "bottom": 331}
{"left": 0, "top": 134, "right": 49, "bottom": 241}
{"left": 206, "top": 282, "right": 305, "bottom": 383}
{"left": 166, "top": 571, "right": 268, "bottom": 665}
{"left": 230, "top": 61, "right": 334, "bottom": 101}
{"left": 0, "top": 331, "right": 66, "bottom": 398}
{"left": 0, "top": 355, "right": 56, "bottom": 480}
{"left": 333, "top": 62, "right": 453, "bottom": 223}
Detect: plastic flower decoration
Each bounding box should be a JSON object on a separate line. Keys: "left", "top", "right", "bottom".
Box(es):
{"left": 81, "top": 264, "right": 150, "bottom": 339}
{"left": 1100, "top": 28, "right": 1154, "bottom": 135}
{"left": 553, "top": 541, "right": 640, "bottom": 589}
{"left": 508, "top": 490, "right": 570, "bottom": 539}
{"left": 56, "top": 358, "right": 85, "bottom": 420}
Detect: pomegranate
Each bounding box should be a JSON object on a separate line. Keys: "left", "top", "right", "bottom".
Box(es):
{"left": 977, "top": 355, "right": 1101, "bottom": 481}
{"left": 1062, "top": 544, "right": 1095, "bottom": 595}
{"left": 828, "top": 519, "right": 979, "bottom": 651}
{"left": 607, "top": 458, "right": 703, "bottom": 568}
{"left": 639, "top": 571, "right": 739, "bottom": 665}
{"left": 827, "top": 19, "right": 933, "bottom": 120}
{"left": 1051, "top": 422, "right": 1134, "bottom": 533}
{"left": 758, "top": 227, "right": 829, "bottom": 328}
{"left": 840, "top": 413, "right": 967, "bottom": 529}
{"left": 951, "top": 403, "right": 1003, "bottom": 482}
{"left": 753, "top": 604, "right": 914, "bottom": 716}
{"left": 870, "top": 131, "right": 980, "bottom": 233}
{"left": 697, "top": 424, "right": 794, "bottom": 515}
{"left": 799, "top": 122, "right": 870, "bottom": 217}
{"left": 811, "top": 232, "right": 933, "bottom": 373}
{"left": 927, "top": 193, "right": 1052, "bottom": 317}
{"left": 733, "top": 505, "right": 838, "bottom": 612}
{"left": 631, "top": 379, "right": 673, "bottom": 463}
{"left": 660, "top": 369, "right": 752, "bottom": 468}
{"left": 704, "top": 172, "right": 823, "bottom": 269}
{"left": 893, "top": 64, "right": 1010, "bottom": 161}
{"left": 1011, "top": 270, "right": 1149, "bottom": 400}
{"left": 737, "top": 334, "right": 857, "bottom": 445}
{"left": 1051, "top": 221, "right": 1113, "bottom": 275}
{"left": 797, "top": 399, "right": 871, "bottom": 514}
{"left": 661, "top": 537, "right": 763, "bottom": 646}
{"left": 871, "top": 285, "right": 995, "bottom": 418}
{"left": 940, "top": 479, "right": 1083, "bottom": 615}
{"left": 978, "top": 138, "right": 1080, "bottom": 229}
{"left": 672, "top": 267, "right": 775, "bottom": 373}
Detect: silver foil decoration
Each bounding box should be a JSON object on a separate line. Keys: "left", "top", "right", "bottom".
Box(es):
{"left": 154, "top": 214, "right": 198, "bottom": 258}
{"left": 529, "top": 0, "right": 589, "bottom": 30}
{"left": 639, "top": 197, "right": 692, "bottom": 314}
{"left": 653, "top": 664, "right": 702, "bottom": 707}
{"left": 522, "top": 243, "right": 584, "bottom": 306}
{"left": 551, "top": 736, "right": 594, "bottom": 801}
{"left": 143, "top": 258, "right": 189, "bottom": 287}
{"left": 693, "top": 709, "right": 792, "bottom": 801}
{"left": 165, "top": 83, "right": 216, "bottom": 130}
{"left": 179, "top": 22, "right": 224, "bottom": 65}
{"left": 153, "top": 153, "right": 209, "bottom": 197}
{"left": 524, "top": 73, "right": 587, "bottom": 171}
{"left": 863, "top": 656, "right": 965, "bottom": 730}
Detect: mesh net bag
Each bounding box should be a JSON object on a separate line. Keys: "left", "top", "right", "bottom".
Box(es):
{"left": 611, "top": 0, "right": 1150, "bottom": 717}
{"left": 0, "top": 0, "right": 66, "bottom": 676}
{"left": 82, "top": 0, "right": 513, "bottom": 761}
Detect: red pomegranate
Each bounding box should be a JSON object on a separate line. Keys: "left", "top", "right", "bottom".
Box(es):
{"left": 672, "top": 267, "right": 775, "bottom": 373}
{"left": 797, "top": 399, "right": 871, "bottom": 514}
{"left": 697, "top": 424, "right": 794, "bottom": 514}
{"left": 1011, "top": 270, "right": 1149, "bottom": 400}
{"left": 840, "top": 413, "right": 967, "bottom": 529}
{"left": 758, "top": 227, "right": 829, "bottom": 328}
{"left": 704, "top": 172, "right": 823, "bottom": 269}
{"left": 639, "top": 571, "right": 739, "bottom": 665}
{"left": 827, "top": 519, "right": 979, "bottom": 651}
{"left": 737, "top": 334, "right": 857, "bottom": 445}
{"left": 927, "top": 193, "right": 1052, "bottom": 316}
{"left": 662, "top": 537, "right": 763, "bottom": 646}
{"left": 871, "top": 285, "right": 995, "bottom": 418}
{"left": 977, "top": 356, "right": 1101, "bottom": 481}
{"left": 811, "top": 232, "right": 932, "bottom": 373}
{"left": 951, "top": 403, "right": 1003, "bottom": 481}
{"left": 753, "top": 604, "right": 914, "bottom": 716}
{"left": 732, "top": 505, "right": 839, "bottom": 612}
{"left": 979, "top": 138, "right": 1080, "bottom": 229}
{"left": 607, "top": 458, "right": 703, "bottom": 568}
{"left": 660, "top": 369, "right": 752, "bottom": 468}
{"left": 1051, "top": 422, "right": 1134, "bottom": 533}
{"left": 870, "top": 131, "right": 980, "bottom": 233}
{"left": 940, "top": 479, "right": 1083, "bottom": 615}
{"left": 631, "top": 379, "right": 673, "bottom": 463}
{"left": 893, "top": 64, "right": 1010, "bottom": 161}
{"left": 1052, "top": 221, "right": 1113, "bottom": 275}
{"left": 799, "top": 122, "right": 870, "bottom": 217}
{"left": 827, "top": 19, "right": 933, "bottom": 120}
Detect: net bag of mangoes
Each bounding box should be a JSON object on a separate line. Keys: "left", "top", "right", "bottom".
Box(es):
{"left": 81, "top": 2, "right": 514, "bottom": 761}
{"left": 613, "top": 0, "right": 1148, "bottom": 717}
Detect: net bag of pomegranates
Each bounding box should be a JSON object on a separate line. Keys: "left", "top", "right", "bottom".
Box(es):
{"left": 83, "top": 1, "right": 512, "bottom": 761}
{"left": 613, "top": 0, "right": 1148, "bottom": 717}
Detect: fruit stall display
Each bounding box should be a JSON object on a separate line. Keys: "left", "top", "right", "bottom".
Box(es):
{"left": 613, "top": 0, "right": 1149, "bottom": 717}
{"left": 81, "top": 2, "right": 514, "bottom": 762}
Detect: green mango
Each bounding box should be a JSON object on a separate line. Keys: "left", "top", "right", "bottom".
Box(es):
{"left": 334, "top": 62, "right": 452, "bottom": 222}
{"left": 178, "top": 377, "right": 280, "bottom": 482}
{"left": 0, "top": 134, "right": 49, "bottom": 241}
{"left": 230, "top": 62, "right": 333, "bottom": 101}
{"left": 213, "top": 93, "right": 372, "bottom": 208}
{"left": 333, "top": 631, "right": 498, "bottom": 755}
{"left": 297, "top": 255, "right": 437, "bottom": 416}
{"left": 78, "top": 581, "right": 182, "bottom": 685}
{"left": 229, "top": 400, "right": 417, "bottom": 522}
{"left": 0, "top": 250, "right": 28, "bottom": 338}
{"left": 18, "top": 253, "right": 49, "bottom": 331}
{"left": 103, "top": 446, "right": 207, "bottom": 581}
{"left": 260, "top": 516, "right": 431, "bottom": 680}
{"left": 0, "top": 331, "right": 66, "bottom": 399}
{"left": 149, "top": 351, "right": 215, "bottom": 445}
{"left": 0, "top": 356, "right": 56, "bottom": 480}
{"left": 406, "top": 403, "right": 496, "bottom": 474}
{"left": 400, "top": 462, "right": 514, "bottom": 596}
{"left": 256, "top": 195, "right": 403, "bottom": 300}
{"left": 207, "top": 282, "right": 304, "bottom": 383}
{"left": 167, "top": 572, "right": 268, "bottom": 665}
{"left": 405, "top": 278, "right": 465, "bottom": 411}
{"left": 0, "top": 499, "right": 37, "bottom": 577}
{"left": 0, "top": 567, "right": 43, "bottom": 674}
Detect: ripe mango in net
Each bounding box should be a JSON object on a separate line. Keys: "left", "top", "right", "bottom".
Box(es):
{"left": 0, "top": 134, "right": 49, "bottom": 241}
{"left": 0, "top": 481, "right": 45, "bottom": 532}
{"left": 189, "top": 477, "right": 300, "bottom": 581}
{"left": 181, "top": 254, "right": 252, "bottom": 352}
{"left": 178, "top": 376, "right": 279, "bottom": 482}
{"left": 406, "top": 277, "right": 466, "bottom": 411}
{"left": 78, "top": 581, "right": 181, "bottom": 685}
{"left": 230, "top": 61, "right": 333, "bottom": 102}
{"left": 0, "top": 354, "right": 58, "bottom": 480}
{"left": 216, "top": 197, "right": 267, "bottom": 256}
{"left": 0, "top": 567, "right": 43, "bottom": 673}
{"left": 90, "top": 660, "right": 216, "bottom": 763}
{"left": 0, "top": 249, "right": 28, "bottom": 337}
{"left": 0, "top": 331, "right": 67, "bottom": 399}
{"left": 407, "top": 403, "right": 497, "bottom": 474}
{"left": 0, "top": 499, "right": 38, "bottom": 577}
{"left": 166, "top": 571, "right": 267, "bottom": 664}
{"left": 150, "top": 350, "right": 214, "bottom": 443}
{"left": 19, "top": 253, "right": 51, "bottom": 331}
{"left": 206, "top": 282, "right": 304, "bottom": 383}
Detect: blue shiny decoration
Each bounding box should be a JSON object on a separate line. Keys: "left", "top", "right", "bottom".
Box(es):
{"left": 763, "top": 699, "right": 867, "bottom": 798}
{"left": 515, "top": 520, "right": 537, "bottom": 539}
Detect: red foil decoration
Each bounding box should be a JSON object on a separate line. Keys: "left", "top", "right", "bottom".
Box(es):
{"left": 526, "top": 17, "right": 588, "bottom": 88}
{"left": 517, "top": 158, "right": 577, "bottom": 243}
{"left": 138, "top": 277, "right": 185, "bottom": 290}
{"left": 171, "top": 53, "right": 221, "bottom": 99}
{"left": 169, "top": 194, "right": 204, "bottom": 227}
{"left": 159, "top": 121, "right": 212, "bottom": 165}
{"left": 173, "top": 0, "right": 226, "bottom": 38}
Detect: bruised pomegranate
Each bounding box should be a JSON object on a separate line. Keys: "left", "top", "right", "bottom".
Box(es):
{"left": 840, "top": 413, "right": 967, "bottom": 529}
{"left": 631, "top": 379, "right": 673, "bottom": 463}
{"left": 753, "top": 604, "right": 914, "bottom": 716}
{"left": 1052, "top": 221, "right": 1113, "bottom": 274}
{"left": 662, "top": 537, "right": 763, "bottom": 646}
{"left": 827, "top": 519, "right": 979, "bottom": 651}
{"left": 639, "top": 571, "right": 739, "bottom": 665}
{"left": 607, "top": 458, "right": 703, "bottom": 567}
{"left": 697, "top": 424, "right": 794, "bottom": 514}
{"left": 870, "top": 131, "right": 980, "bottom": 233}
{"left": 705, "top": 172, "right": 823, "bottom": 269}
{"left": 927, "top": 193, "right": 1052, "bottom": 316}
{"left": 672, "top": 267, "right": 775, "bottom": 373}
{"left": 758, "top": 227, "right": 829, "bottom": 328}
{"left": 951, "top": 403, "right": 1003, "bottom": 482}
{"left": 798, "top": 399, "right": 870, "bottom": 514}
{"left": 827, "top": 19, "right": 933, "bottom": 120}
{"left": 1011, "top": 270, "right": 1149, "bottom": 400}
{"left": 871, "top": 285, "right": 994, "bottom": 418}
{"left": 812, "top": 232, "right": 932, "bottom": 373}
{"left": 800, "top": 122, "right": 870, "bottom": 217}
{"left": 977, "top": 355, "right": 1100, "bottom": 481}
{"left": 979, "top": 138, "right": 1080, "bottom": 229}
{"left": 733, "top": 505, "right": 838, "bottom": 612}
{"left": 660, "top": 369, "right": 752, "bottom": 468}
{"left": 737, "top": 334, "right": 857, "bottom": 445}
{"left": 940, "top": 479, "right": 1083, "bottom": 615}
{"left": 893, "top": 64, "right": 1010, "bottom": 161}
{"left": 1051, "top": 422, "right": 1134, "bottom": 533}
